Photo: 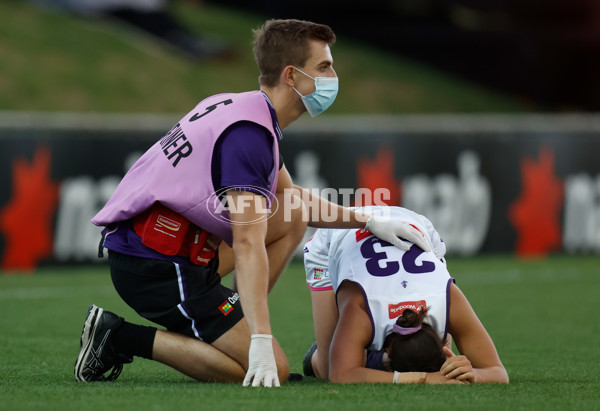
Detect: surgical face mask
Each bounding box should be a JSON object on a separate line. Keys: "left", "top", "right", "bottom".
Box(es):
{"left": 293, "top": 67, "right": 339, "bottom": 117}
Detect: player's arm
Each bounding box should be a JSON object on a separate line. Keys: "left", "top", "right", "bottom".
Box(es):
{"left": 227, "top": 190, "right": 279, "bottom": 387}
{"left": 329, "top": 283, "right": 458, "bottom": 384}
{"left": 444, "top": 283, "right": 509, "bottom": 384}
{"left": 310, "top": 289, "right": 337, "bottom": 379}
{"left": 304, "top": 228, "right": 337, "bottom": 379}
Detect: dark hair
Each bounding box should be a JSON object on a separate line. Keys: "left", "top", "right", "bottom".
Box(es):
{"left": 252, "top": 19, "right": 336, "bottom": 87}
{"left": 388, "top": 307, "right": 446, "bottom": 373}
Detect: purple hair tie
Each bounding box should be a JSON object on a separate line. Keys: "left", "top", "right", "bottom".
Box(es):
{"left": 392, "top": 324, "right": 422, "bottom": 335}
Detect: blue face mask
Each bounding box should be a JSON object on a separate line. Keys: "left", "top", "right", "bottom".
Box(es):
{"left": 293, "top": 67, "right": 339, "bottom": 117}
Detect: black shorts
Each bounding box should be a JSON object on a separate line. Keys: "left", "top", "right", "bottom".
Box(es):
{"left": 108, "top": 250, "right": 244, "bottom": 344}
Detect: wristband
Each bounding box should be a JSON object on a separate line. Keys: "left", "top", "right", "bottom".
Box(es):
{"left": 251, "top": 334, "right": 273, "bottom": 340}
{"left": 393, "top": 371, "right": 427, "bottom": 384}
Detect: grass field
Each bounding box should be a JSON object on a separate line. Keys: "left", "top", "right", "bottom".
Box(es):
{"left": 0, "top": 0, "right": 524, "bottom": 114}
{"left": 1, "top": 256, "right": 600, "bottom": 410}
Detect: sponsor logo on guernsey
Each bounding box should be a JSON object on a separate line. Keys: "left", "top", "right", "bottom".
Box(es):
{"left": 313, "top": 268, "right": 328, "bottom": 280}
{"left": 156, "top": 215, "right": 182, "bottom": 231}
{"left": 388, "top": 300, "right": 427, "bottom": 319}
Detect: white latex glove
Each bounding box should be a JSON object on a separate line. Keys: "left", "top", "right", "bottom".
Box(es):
{"left": 430, "top": 229, "right": 447, "bottom": 261}
{"left": 243, "top": 334, "right": 280, "bottom": 387}
{"left": 418, "top": 213, "right": 447, "bottom": 260}
{"left": 365, "top": 215, "right": 432, "bottom": 252}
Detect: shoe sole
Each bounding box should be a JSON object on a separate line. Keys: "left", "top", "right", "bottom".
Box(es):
{"left": 303, "top": 341, "right": 318, "bottom": 377}
{"left": 74, "top": 305, "right": 103, "bottom": 382}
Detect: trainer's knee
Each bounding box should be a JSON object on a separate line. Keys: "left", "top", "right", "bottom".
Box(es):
{"left": 273, "top": 340, "right": 290, "bottom": 382}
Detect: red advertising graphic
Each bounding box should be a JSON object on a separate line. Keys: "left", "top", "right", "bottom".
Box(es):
{"left": 355, "top": 228, "right": 374, "bottom": 242}
{"left": 0, "top": 115, "right": 597, "bottom": 267}
{"left": 357, "top": 146, "right": 401, "bottom": 206}
{"left": 388, "top": 300, "right": 427, "bottom": 319}
{"left": 0, "top": 147, "right": 59, "bottom": 271}
{"left": 509, "top": 147, "right": 563, "bottom": 257}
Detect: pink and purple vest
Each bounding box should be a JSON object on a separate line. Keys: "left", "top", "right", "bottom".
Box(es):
{"left": 92, "top": 91, "right": 280, "bottom": 246}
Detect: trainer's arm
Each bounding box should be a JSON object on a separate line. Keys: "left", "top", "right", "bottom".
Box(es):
{"left": 329, "top": 283, "right": 459, "bottom": 384}
{"left": 228, "top": 190, "right": 271, "bottom": 335}
{"left": 276, "top": 165, "right": 367, "bottom": 229}
{"left": 445, "top": 283, "right": 509, "bottom": 384}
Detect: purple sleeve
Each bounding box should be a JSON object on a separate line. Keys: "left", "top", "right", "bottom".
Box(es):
{"left": 216, "top": 121, "right": 275, "bottom": 196}
{"left": 365, "top": 351, "right": 386, "bottom": 370}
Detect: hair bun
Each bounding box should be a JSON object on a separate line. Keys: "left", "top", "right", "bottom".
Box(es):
{"left": 396, "top": 305, "right": 428, "bottom": 328}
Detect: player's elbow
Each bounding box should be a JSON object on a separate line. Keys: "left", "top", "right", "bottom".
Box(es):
{"left": 498, "top": 367, "right": 510, "bottom": 384}
{"left": 328, "top": 372, "right": 344, "bottom": 384}
{"left": 329, "top": 367, "right": 352, "bottom": 384}
{"left": 491, "top": 364, "right": 509, "bottom": 384}
{"left": 476, "top": 365, "right": 509, "bottom": 384}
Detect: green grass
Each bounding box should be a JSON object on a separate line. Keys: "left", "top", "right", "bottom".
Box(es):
{"left": 2, "top": 256, "right": 600, "bottom": 410}
{"left": 0, "top": 0, "right": 524, "bottom": 114}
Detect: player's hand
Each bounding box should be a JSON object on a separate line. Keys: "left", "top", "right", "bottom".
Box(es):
{"left": 365, "top": 215, "right": 431, "bottom": 252}
{"left": 381, "top": 351, "right": 392, "bottom": 372}
{"left": 243, "top": 334, "right": 280, "bottom": 388}
{"left": 440, "top": 346, "right": 475, "bottom": 383}
{"left": 425, "top": 371, "right": 465, "bottom": 384}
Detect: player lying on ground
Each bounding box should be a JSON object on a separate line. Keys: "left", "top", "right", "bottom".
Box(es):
{"left": 303, "top": 206, "right": 509, "bottom": 384}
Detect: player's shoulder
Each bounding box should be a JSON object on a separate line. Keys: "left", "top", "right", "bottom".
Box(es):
{"left": 305, "top": 228, "right": 331, "bottom": 249}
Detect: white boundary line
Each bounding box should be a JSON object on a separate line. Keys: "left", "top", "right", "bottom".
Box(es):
{"left": 1, "top": 111, "right": 599, "bottom": 134}
{"left": 0, "top": 285, "right": 114, "bottom": 300}
{"left": 0, "top": 266, "right": 585, "bottom": 299}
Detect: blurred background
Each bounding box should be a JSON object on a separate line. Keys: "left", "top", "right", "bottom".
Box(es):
{"left": 1, "top": 0, "right": 600, "bottom": 271}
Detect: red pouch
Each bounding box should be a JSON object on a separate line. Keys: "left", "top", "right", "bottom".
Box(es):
{"left": 189, "top": 230, "right": 221, "bottom": 266}
{"left": 133, "top": 204, "right": 190, "bottom": 255}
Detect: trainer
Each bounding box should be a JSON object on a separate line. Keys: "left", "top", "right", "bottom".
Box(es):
{"left": 74, "top": 18, "right": 430, "bottom": 387}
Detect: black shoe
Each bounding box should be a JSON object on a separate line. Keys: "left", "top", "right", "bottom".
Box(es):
{"left": 287, "top": 372, "right": 303, "bottom": 382}
{"left": 74, "top": 305, "right": 132, "bottom": 382}
{"left": 302, "top": 341, "right": 318, "bottom": 377}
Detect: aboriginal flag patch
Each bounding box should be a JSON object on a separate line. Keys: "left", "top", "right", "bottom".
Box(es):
{"left": 314, "top": 268, "right": 324, "bottom": 280}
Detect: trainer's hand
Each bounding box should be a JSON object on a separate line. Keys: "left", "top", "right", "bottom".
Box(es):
{"left": 365, "top": 215, "right": 431, "bottom": 252}
{"left": 440, "top": 346, "right": 475, "bottom": 384}
{"left": 243, "top": 334, "right": 280, "bottom": 388}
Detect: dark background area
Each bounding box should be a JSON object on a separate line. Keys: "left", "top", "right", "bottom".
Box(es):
{"left": 209, "top": 0, "right": 600, "bottom": 111}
